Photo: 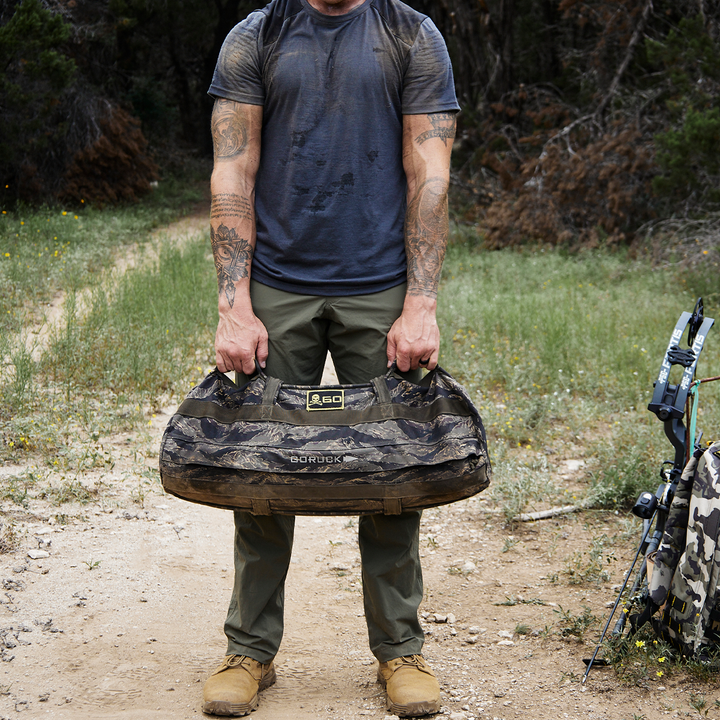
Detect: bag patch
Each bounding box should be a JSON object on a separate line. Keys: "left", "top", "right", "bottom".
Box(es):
{"left": 306, "top": 389, "right": 344, "bottom": 411}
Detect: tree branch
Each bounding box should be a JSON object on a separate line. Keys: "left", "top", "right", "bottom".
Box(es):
{"left": 595, "top": 0, "right": 654, "bottom": 118}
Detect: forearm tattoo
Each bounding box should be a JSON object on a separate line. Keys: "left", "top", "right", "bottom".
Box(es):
{"left": 211, "top": 223, "right": 254, "bottom": 307}
{"left": 211, "top": 99, "right": 249, "bottom": 160}
{"left": 211, "top": 193, "right": 253, "bottom": 221}
{"left": 405, "top": 178, "right": 449, "bottom": 298}
{"left": 415, "top": 113, "right": 457, "bottom": 146}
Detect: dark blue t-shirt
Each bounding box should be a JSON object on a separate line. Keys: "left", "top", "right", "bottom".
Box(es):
{"left": 209, "top": 0, "right": 459, "bottom": 296}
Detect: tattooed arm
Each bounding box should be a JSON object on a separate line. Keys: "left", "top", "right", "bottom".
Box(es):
{"left": 387, "top": 111, "right": 456, "bottom": 372}
{"left": 210, "top": 99, "right": 265, "bottom": 375}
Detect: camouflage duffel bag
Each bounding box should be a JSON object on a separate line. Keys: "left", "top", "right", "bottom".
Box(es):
{"left": 159, "top": 365, "right": 491, "bottom": 515}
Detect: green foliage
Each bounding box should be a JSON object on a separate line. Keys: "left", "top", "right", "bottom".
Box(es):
{"left": 653, "top": 107, "right": 720, "bottom": 201}
{"left": 45, "top": 235, "right": 216, "bottom": 398}
{"left": 554, "top": 604, "right": 597, "bottom": 641}
{"left": 488, "top": 455, "right": 562, "bottom": 524}
{"left": 586, "top": 419, "right": 664, "bottom": 509}
{"left": 646, "top": 16, "right": 720, "bottom": 106}
{"left": 563, "top": 535, "right": 614, "bottom": 585}
{"left": 603, "top": 624, "right": 677, "bottom": 685}
{"left": 0, "top": 182, "right": 202, "bottom": 339}
{"left": 0, "top": 0, "right": 76, "bottom": 188}
{"left": 439, "top": 237, "right": 720, "bottom": 510}
{"left": 646, "top": 15, "right": 720, "bottom": 201}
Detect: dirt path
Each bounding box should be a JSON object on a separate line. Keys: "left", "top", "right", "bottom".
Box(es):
{"left": 1, "top": 216, "right": 719, "bottom": 720}
{"left": 19, "top": 213, "right": 208, "bottom": 363}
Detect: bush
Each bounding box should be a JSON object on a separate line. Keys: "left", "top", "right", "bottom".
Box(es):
{"left": 653, "top": 107, "right": 720, "bottom": 203}
{"left": 60, "top": 105, "right": 159, "bottom": 205}
{"left": 483, "top": 128, "right": 655, "bottom": 247}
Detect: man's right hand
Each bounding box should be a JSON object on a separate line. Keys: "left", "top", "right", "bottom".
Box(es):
{"left": 215, "top": 302, "right": 269, "bottom": 375}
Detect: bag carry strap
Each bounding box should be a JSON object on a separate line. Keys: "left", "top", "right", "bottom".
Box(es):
{"left": 371, "top": 376, "right": 392, "bottom": 404}
{"left": 177, "top": 395, "right": 473, "bottom": 426}
{"left": 383, "top": 498, "right": 402, "bottom": 515}
{"left": 261, "top": 376, "right": 282, "bottom": 408}
{"left": 251, "top": 498, "right": 272, "bottom": 515}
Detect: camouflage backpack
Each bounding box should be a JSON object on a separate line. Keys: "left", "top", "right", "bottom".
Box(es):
{"left": 159, "top": 365, "right": 491, "bottom": 516}
{"left": 645, "top": 441, "right": 720, "bottom": 657}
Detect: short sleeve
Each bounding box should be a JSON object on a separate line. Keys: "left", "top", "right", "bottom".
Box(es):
{"left": 402, "top": 18, "right": 460, "bottom": 115}
{"left": 208, "top": 11, "right": 266, "bottom": 106}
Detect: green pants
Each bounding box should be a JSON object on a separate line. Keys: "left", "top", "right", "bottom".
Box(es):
{"left": 223, "top": 281, "right": 425, "bottom": 663}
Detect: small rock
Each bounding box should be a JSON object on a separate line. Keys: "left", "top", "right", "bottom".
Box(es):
{"left": 468, "top": 626, "right": 480, "bottom": 635}
{"left": 2, "top": 637, "right": 17, "bottom": 649}
{"left": 496, "top": 640, "right": 514, "bottom": 646}
{"left": 465, "top": 637, "right": 478, "bottom": 645}
{"left": 12, "top": 566, "right": 26, "bottom": 574}
{"left": 492, "top": 687, "right": 506, "bottom": 698}
{"left": 39, "top": 693, "right": 50, "bottom": 702}
{"left": 449, "top": 713, "right": 467, "bottom": 720}
{"left": 497, "top": 630, "right": 513, "bottom": 639}
{"left": 446, "top": 613, "right": 456, "bottom": 624}
{"left": 27, "top": 550, "right": 49, "bottom": 560}
{"left": 433, "top": 614, "right": 448, "bottom": 623}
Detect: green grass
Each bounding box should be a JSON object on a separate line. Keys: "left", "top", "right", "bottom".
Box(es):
{"left": 0, "top": 176, "right": 212, "bottom": 472}
{"left": 2, "top": 205, "right": 720, "bottom": 517}
{"left": 0, "top": 177, "right": 205, "bottom": 337}
{"left": 0, "top": 235, "right": 217, "bottom": 469}
{"left": 439, "top": 228, "right": 720, "bottom": 508}
{"left": 46, "top": 237, "right": 216, "bottom": 397}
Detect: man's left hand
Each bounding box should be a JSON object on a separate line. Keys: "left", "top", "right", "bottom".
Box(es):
{"left": 386, "top": 294, "right": 439, "bottom": 372}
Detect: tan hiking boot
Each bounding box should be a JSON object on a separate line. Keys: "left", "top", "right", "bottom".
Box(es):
{"left": 377, "top": 654, "right": 441, "bottom": 717}
{"left": 202, "top": 654, "right": 276, "bottom": 717}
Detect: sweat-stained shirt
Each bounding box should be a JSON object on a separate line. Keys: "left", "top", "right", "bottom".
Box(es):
{"left": 208, "top": 0, "right": 459, "bottom": 296}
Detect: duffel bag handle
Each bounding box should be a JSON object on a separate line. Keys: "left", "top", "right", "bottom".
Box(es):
{"left": 253, "top": 359, "right": 439, "bottom": 409}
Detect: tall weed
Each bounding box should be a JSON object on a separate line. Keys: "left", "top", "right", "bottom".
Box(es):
{"left": 439, "top": 233, "right": 720, "bottom": 507}
{"left": 44, "top": 235, "right": 216, "bottom": 399}
{"left": 0, "top": 181, "right": 204, "bottom": 336}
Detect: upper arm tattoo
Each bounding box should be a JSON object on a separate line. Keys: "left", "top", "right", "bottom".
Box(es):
{"left": 404, "top": 177, "right": 449, "bottom": 298}
{"left": 211, "top": 223, "right": 254, "bottom": 307}
{"left": 211, "top": 99, "right": 249, "bottom": 160}
{"left": 415, "top": 112, "right": 457, "bottom": 146}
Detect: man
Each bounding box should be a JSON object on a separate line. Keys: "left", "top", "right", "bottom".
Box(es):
{"left": 203, "top": 0, "right": 458, "bottom": 716}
